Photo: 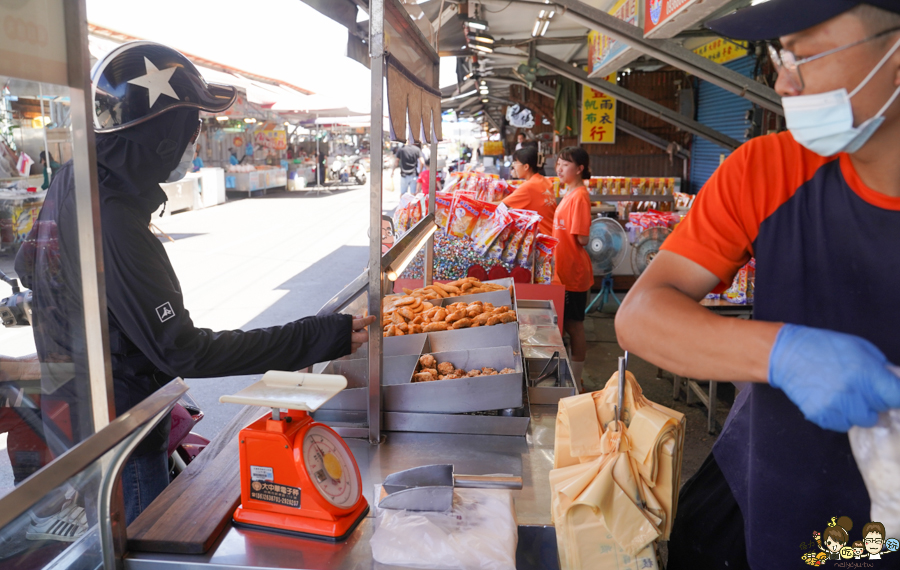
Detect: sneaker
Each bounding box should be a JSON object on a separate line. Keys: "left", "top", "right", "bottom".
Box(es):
{"left": 25, "top": 504, "right": 87, "bottom": 542}
{"left": 29, "top": 488, "right": 79, "bottom": 525}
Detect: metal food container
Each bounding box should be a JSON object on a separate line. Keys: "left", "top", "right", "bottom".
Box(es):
{"left": 386, "top": 346, "right": 522, "bottom": 413}
{"left": 526, "top": 356, "right": 577, "bottom": 404}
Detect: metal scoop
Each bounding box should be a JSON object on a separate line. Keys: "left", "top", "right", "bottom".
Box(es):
{"left": 378, "top": 464, "right": 523, "bottom": 512}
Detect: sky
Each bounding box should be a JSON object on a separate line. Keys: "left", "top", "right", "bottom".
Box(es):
{"left": 86, "top": 0, "right": 459, "bottom": 112}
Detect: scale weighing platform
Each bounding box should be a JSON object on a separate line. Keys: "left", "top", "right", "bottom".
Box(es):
{"left": 219, "top": 371, "right": 369, "bottom": 541}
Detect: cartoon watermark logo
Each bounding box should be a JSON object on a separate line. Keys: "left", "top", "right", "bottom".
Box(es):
{"left": 801, "top": 517, "right": 898, "bottom": 566}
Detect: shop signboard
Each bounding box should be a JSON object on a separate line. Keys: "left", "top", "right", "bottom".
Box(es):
{"left": 587, "top": 0, "right": 642, "bottom": 79}
{"left": 483, "top": 141, "right": 504, "bottom": 156}
{"left": 580, "top": 75, "right": 616, "bottom": 145}
{"left": 644, "top": 0, "right": 732, "bottom": 39}
{"left": 255, "top": 129, "right": 287, "bottom": 150}
{"left": 0, "top": 0, "right": 68, "bottom": 85}
{"left": 693, "top": 38, "right": 750, "bottom": 65}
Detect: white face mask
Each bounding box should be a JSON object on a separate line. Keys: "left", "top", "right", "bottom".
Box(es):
{"left": 783, "top": 36, "right": 900, "bottom": 157}
{"left": 166, "top": 142, "right": 195, "bottom": 182}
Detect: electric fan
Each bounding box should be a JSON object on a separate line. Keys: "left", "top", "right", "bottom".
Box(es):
{"left": 584, "top": 217, "right": 628, "bottom": 314}
{"left": 631, "top": 226, "right": 672, "bottom": 277}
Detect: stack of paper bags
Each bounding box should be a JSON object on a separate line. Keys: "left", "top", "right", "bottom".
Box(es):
{"left": 551, "top": 371, "right": 685, "bottom": 570}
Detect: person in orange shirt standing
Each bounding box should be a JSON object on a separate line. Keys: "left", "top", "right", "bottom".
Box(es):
{"left": 553, "top": 146, "right": 594, "bottom": 392}
{"left": 502, "top": 146, "right": 557, "bottom": 235}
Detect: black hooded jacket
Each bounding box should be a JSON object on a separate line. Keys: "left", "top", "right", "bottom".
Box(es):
{"left": 16, "top": 108, "right": 352, "bottom": 455}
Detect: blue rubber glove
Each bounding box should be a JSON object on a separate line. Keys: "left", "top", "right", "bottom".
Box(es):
{"left": 769, "top": 324, "right": 900, "bottom": 432}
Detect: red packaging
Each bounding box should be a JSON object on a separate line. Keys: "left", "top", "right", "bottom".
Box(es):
{"left": 434, "top": 192, "right": 454, "bottom": 229}
{"left": 447, "top": 195, "right": 483, "bottom": 239}
{"left": 470, "top": 201, "right": 499, "bottom": 244}
{"left": 477, "top": 204, "right": 515, "bottom": 258}
{"left": 516, "top": 214, "right": 542, "bottom": 269}
{"left": 533, "top": 234, "right": 560, "bottom": 284}
{"left": 501, "top": 210, "right": 537, "bottom": 265}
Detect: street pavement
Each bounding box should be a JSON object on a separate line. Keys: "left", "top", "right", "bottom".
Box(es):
{"left": 0, "top": 178, "right": 403, "bottom": 491}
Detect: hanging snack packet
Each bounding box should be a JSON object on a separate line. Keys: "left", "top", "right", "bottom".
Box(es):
{"left": 447, "top": 195, "right": 482, "bottom": 239}
{"left": 443, "top": 172, "right": 464, "bottom": 194}
{"left": 393, "top": 201, "right": 410, "bottom": 235}
{"left": 476, "top": 204, "right": 514, "bottom": 257}
{"left": 408, "top": 195, "right": 424, "bottom": 227}
{"left": 516, "top": 214, "right": 542, "bottom": 269}
{"left": 434, "top": 192, "right": 454, "bottom": 230}
{"left": 533, "top": 234, "right": 559, "bottom": 284}
{"left": 470, "top": 201, "right": 498, "bottom": 245}
{"left": 502, "top": 210, "right": 537, "bottom": 265}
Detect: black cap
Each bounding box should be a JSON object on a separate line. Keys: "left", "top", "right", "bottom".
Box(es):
{"left": 707, "top": 0, "right": 900, "bottom": 41}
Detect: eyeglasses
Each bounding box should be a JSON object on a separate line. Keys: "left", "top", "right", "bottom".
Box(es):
{"left": 865, "top": 538, "right": 884, "bottom": 544}
{"left": 768, "top": 26, "right": 900, "bottom": 92}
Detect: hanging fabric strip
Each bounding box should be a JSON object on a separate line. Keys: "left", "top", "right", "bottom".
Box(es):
{"left": 386, "top": 64, "right": 410, "bottom": 142}
{"left": 385, "top": 53, "right": 442, "bottom": 144}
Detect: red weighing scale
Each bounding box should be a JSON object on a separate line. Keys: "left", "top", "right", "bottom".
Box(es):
{"left": 219, "top": 371, "right": 368, "bottom": 541}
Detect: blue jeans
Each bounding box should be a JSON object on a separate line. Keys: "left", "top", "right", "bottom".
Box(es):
{"left": 400, "top": 174, "right": 417, "bottom": 195}
{"left": 121, "top": 451, "right": 169, "bottom": 525}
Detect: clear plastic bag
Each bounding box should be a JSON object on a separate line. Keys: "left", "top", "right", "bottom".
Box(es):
{"left": 370, "top": 486, "right": 518, "bottom": 570}
{"left": 849, "top": 408, "right": 900, "bottom": 532}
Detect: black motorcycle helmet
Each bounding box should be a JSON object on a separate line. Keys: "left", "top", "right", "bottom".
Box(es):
{"left": 91, "top": 41, "right": 237, "bottom": 133}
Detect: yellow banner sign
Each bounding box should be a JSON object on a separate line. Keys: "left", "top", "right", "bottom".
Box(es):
{"left": 581, "top": 75, "right": 616, "bottom": 145}
{"left": 483, "top": 141, "right": 504, "bottom": 156}
{"left": 693, "top": 38, "right": 749, "bottom": 65}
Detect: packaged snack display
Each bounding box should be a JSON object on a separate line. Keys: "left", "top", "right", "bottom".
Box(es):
{"left": 447, "top": 195, "right": 482, "bottom": 239}
{"left": 474, "top": 204, "right": 514, "bottom": 257}
{"left": 470, "top": 202, "right": 498, "bottom": 245}
{"left": 515, "top": 214, "right": 542, "bottom": 269}
{"left": 501, "top": 210, "right": 537, "bottom": 265}
{"left": 408, "top": 194, "right": 424, "bottom": 227}
{"left": 723, "top": 259, "right": 755, "bottom": 305}
{"left": 434, "top": 192, "right": 454, "bottom": 229}
{"left": 485, "top": 221, "right": 514, "bottom": 261}
{"left": 533, "top": 234, "right": 559, "bottom": 284}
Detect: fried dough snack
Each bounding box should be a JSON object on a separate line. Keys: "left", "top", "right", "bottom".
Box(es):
{"left": 382, "top": 281, "right": 516, "bottom": 337}
{"left": 411, "top": 356, "right": 516, "bottom": 382}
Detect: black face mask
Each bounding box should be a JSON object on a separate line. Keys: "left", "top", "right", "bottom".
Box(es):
{"left": 94, "top": 107, "right": 200, "bottom": 213}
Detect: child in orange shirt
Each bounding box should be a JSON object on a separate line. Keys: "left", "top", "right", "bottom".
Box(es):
{"left": 553, "top": 147, "right": 594, "bottom": 392}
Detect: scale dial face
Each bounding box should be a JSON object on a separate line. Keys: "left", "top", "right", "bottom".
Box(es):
{"left": 302, "top": 425, "right": 361, "bottom": 510}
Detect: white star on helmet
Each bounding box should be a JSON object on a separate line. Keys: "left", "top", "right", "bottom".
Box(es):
{"left": 127, "top": 57, "right": 179, "bottom": 107}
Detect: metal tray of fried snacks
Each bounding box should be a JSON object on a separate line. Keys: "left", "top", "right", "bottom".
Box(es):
{"left": 393, "top": 347, "right": 522, "bottom": 413}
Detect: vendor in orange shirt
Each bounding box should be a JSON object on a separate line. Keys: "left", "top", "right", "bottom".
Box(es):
{"left": 503, "top": 146, "right": 556, "bottom": 235}
{"left": 553, "top": 147, "right": 594, "bottom": 393}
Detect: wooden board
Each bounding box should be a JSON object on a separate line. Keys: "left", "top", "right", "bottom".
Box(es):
{"left": 127, "top": 405, "right": 267, "bottom": 554}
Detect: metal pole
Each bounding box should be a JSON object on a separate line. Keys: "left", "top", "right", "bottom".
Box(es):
{"left": 533, "top": 50, "right": 742, "bottom": 151}
{"left": 553, "top": 0, "right": 782, "bottom": 114}
{"left": 64, "top": 0, "right": 115, "bottom": 430}
{"left": 367, "top": 0, "right": 386, "bottom": 445}
{"left": 425, "top": 59, "right": 438, "bottom": 287}
{"left": 38, "top": 84, "right": 52, "bottom": 183}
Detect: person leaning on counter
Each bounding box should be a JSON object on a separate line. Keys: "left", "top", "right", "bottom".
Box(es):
{"left": 615, "top": 1, "right": 900, "bottom": 569}
{"left": 15, "top": 41, "right": 374, "bottom": 526}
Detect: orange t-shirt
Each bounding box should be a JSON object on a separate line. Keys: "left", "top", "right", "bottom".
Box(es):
{"left": 502, "top": 174, "right": 557, "bottom": 236}
{"left": 552, "top": 186, "right": 593, "bottom": 292}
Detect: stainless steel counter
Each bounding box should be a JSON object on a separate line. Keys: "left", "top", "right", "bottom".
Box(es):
{"left": 125, "top": 404, "right": 560, "bottom": 570}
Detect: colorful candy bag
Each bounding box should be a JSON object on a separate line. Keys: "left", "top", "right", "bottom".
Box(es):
{"left": 476, "top": 204, "right": 514, "bottom": 257}
{"left": 393, "top": 195, "right": 412, "bottom": 235}
{"left": 443, "top": 173, "right": 465, "bottom": 194}
{"left": 533, "top": 234, "right": 559, "bottom": 284}
{"left": 470, "top": 201, "right": 498, "bottom": 245}
{"left": 408, "top": 194, "right": 425, "bottom": 227}
{"left": 502, "top": 210, "right": 537, "bottom": 265}
{"left": 434, "top": 192, "right": 454, "bottom": 229}
{"left": 447, "top": 195, "right": 482, "bottom": 239}
{"left": 516, "top": 214, "right": 542, "bottom": 269}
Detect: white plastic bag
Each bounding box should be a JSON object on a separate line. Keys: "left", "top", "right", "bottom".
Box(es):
{"left": 370, "top": 486, "right": 517, "bottom": 570}
{"left": 849, "top": 408, "right": 900, "bottom": 532}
